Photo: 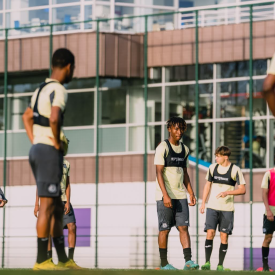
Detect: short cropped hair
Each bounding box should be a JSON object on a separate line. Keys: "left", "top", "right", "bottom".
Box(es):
{"left": 215, "top": 146, "right": 231, "bottom": 157}
{"left": 166, "top": 116, "right": 187, "bottom": 132}
{"left": 52, "top": 48, "right": 75, "bottom": 68}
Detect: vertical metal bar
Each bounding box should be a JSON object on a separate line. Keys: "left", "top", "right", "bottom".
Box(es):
{"left": 249, "top": 5, "right": 253, "bottom": 271}
{"left": 195, "top": 10, "right": 199, "bottom": 264}
{"left": 95, "top": 19, "right": 100, "bottom": 269}
{"left": 2, "top": 28, "right": 8, "bottom": 269}
{"left": 144, "top": 15, "right": 148, "bottom": 270}
{"left": 49, "top": 24, "right": 53, "bottom": 77}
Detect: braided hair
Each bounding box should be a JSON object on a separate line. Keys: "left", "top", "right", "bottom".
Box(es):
{"left": 166, "top": 116, "right": 187, "bottom": 132}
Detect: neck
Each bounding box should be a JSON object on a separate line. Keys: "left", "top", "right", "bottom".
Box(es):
{"left": 220, "top": 160, "right": 231, "bottom": 167}
{"left": 168, "top": 136, "right": 179, "bottom": 146}
{"left": 50, "top": 71, "right": 64, "bottom": 85}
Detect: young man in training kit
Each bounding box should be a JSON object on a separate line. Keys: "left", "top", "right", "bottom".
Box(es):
{"left": 200, "top": 146, "right": 246, "bottom": 271}
{"left": 154, "top": 116, "right": 199, "bottom": 270}
{"left": 22, "top": 48, "right": 76, "bottom": 270}
{"left": 260, "top": 169, "right": 275, "bottom": 271}
{"left": 34, "top": 139, "right": 80, "bottom": 268}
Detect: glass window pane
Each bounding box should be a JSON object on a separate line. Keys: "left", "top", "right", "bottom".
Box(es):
{"left": 148, "top": 125, "right": 162, "bottom": 151}
{"left": 115, "top": 6, "right": 135, "bottom": 31}
{"left": 0, "top": 0, "right": 2, "bottom": 9}
{"left": 217, "top": 61, "right": 249, "bottom": 78}
{"left": 129, "top": 126, "right": 144, "bottom": 152}
{"left": 217, "top": 121, "right": 266, "bottom": 169}
{"left": 217, "top": 81, "right": 249, "bottom": 118}
{"left": 64, "top": 78, "right": 96, "bottom": 89}
{"left": 179, "top": 0, "right": 235, "bottom": 8}
{"left": 6, "top": 0, "right": 48, "bottom": 9}
{"left": 6, "top": 9, "right": 49, "bottom": 36}
{"left": 84, "top": 5, "right": 93, "bottom": 29}
{"left": 0, "top": 98, "right": 4, "bottom": 130}
{"left": 148, "top": 67, "right": 162, "bottom": 84}
{"left": 96, "top": 5, "right": 110, "bottom": 31}
{"left": 99, "top": 127, "right": 126, "bottom": 153}
{"left": 182, "top": 123, "right": 195, "bottom": 157}
{"left": 148, "top": 87, "right": 161, "bottom": 122}
{"left": 129, "top": 88, "right": 144, "bottom": 124}
{"left": 253, "top": 59, "right": 267, "bottom": 76}
{"left": 0, "top": 13, "right": 3, "bottom": 37}
{"left": 52, "top": 6, "right": 81, "bottom": 32}
{"left": 53, "top": 0, "right": 80, "bottom": 4}
{"left": 146, "top": 9, "right": 174, "bottom": 32}
{"left": 64, "top": 92, "right": 94, "bottom": 127}
{"left": 101, "top": 89, "right": 126, "bottom": 124}
{"left": 270, "top": 120, "right": 275, "bottom": 168}
{"left": 8, "top": 96, "right": 31, "bottom": 130}
{"left": 253, "top": 79, "right": 266, "bottom": 116}
{"left": 165, "top": 84, "right": 212, "bottom": 120}
{"left": 115, "top": 0, "right": 134, "bottom": 3}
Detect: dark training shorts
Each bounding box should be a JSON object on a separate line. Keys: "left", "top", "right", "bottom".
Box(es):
{"left": 29, "top": 143, "right": 63, "bottom": 198}
{"left": 63, "top": 202, "right": 76, "bottom": 229}
{"left": 204, "top": 208, "right": 234, "bottom": 235}
{"left": 157, "top": 198, "right": 189, "bottom": 231}
{"left": 263, "top": 214, "right": 275, "bottom": 235}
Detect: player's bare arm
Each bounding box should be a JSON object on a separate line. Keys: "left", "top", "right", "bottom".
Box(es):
{"left": 200, "top": 181, "right": 212, "bottom": 214}
{"left": 262, "top": 188, "right": 274, "bottom": 222}
{"left": 216, "top": 184, "right": 246, "bottom": 198}
{"left": 183, "top": 167, "right": 196, "bottom": 206}
{"left": 156, "top": 165, "right": 172, "bottom": 208}
{"left": 49, "top": 106, "right": 63, "bottom": 150}
{"left": 262, "top": 74, "right": 275, "bottom": 116}
{"left": 22, "top": 107, "right": 34, "bottom": 144}
{"left": 34, "top": 188, "right": 39, "bottom": 218}
{"left": 64, "top": 176, "right": 71, "bottom": 215}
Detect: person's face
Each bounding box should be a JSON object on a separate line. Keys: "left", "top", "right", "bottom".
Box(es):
{"left": 215, "top": 154, "right": 228, "bottom": 165}
{"left": 64, "top": 63, "right": 75, "bottom": 83}
{"left": 168, "top": 124, "right": 184, "bottom": 141}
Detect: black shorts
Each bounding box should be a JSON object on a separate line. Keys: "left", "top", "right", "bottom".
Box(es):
{"left": 157, "top": 199, "right": 189, "bottom": 231}
{"left": 29, "top": 144, "right": 63, "bottom": 198}
{"left": 204, "top": 208, "right": 234, "bottom": 235}
{"left": 63, "top": 202, "right": 76, "bottom": 229}
{"left": 263, "top": 214, "right": 275, "bottom": 235}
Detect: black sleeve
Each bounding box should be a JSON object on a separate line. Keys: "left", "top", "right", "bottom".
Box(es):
{"left": 207, "top": 168, "right": 214, "bottom": 182}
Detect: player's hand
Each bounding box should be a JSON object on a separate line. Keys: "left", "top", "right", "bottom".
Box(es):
{"left": 34, "top": 204, "right": 39, "bottom": 217}
{"left": 49, "top": 137, "right": 64, "bottom": 151}
{"left": 189, "top": 194, "right": 196, "bottom": 206}
{"left": 267, "top": 210, "right": 274, "bottom": 221}
{"left": 64, "top": 202, "right": 70, "bottom": 215}
{"left": 200, "top": 203, "right": 205, "bottom": 214}
{"left": 0, "top": 200, "right": 7, "bottom": 208}
{"left": 163, "top": 195, "right": 172, "bottom": 208}
{"left": 216, "top": 192, "right": 228, "bottom": 199}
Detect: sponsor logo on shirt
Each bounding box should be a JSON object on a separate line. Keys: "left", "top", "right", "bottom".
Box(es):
{"left": 214, "top": 176, "right": 229, "bottom": 181}
{"left": 171, "top": 157, "right": 185, "bottom": 162}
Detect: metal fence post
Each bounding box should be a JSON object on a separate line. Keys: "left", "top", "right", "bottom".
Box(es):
{"left": 2, "top": 28, "right": 8, "bottom": 269}
{"left": 144, "top": 15, "right": 148, "bottom": 270}
{"left": 49, "top": 24, "right": 53, "bottom": 77}
{"left": 195, "top": 10, "right": 199, "bottom": 264}
{"left": 249, "top": 4, "right": 253, "bottom": 271}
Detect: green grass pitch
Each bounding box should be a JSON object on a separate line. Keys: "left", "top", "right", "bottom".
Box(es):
{"left": 0, "top": 270, "right": 260, "bottom": 274}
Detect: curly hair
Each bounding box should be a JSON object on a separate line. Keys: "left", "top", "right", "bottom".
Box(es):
{"left": 166, "top": 116, "right": 187, "bottom": 132}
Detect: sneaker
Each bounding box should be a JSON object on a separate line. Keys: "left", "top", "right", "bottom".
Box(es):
{"left": 57, "top": 259, "right": 85, "bottom": 270}
{"left": 184, "top": 260, "right": 199, "bottom": 270}
{"left": 33, "top": 258, "right": 69, "bottom": 271}
{"left": 217, "top": 265, "right": 231, "bottom": 271}
{"left": 160, "top": 264, "right": 178, "bottom": 270}
{"left": 201, "top": 261, "right": 211, "bottom": 270}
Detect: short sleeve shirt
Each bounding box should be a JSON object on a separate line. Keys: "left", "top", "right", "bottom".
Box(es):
{"left": 205, "top": 163, "right": 246, "bottom": 211}
{"left": 261, "top": 170, "right": 275, "bottom": 215}
{"left": 60, "top": 159, "right": 70, "bottom": 202}
{"left": 30, "top": 78, "right": 68, "bottom": 146}
{"left": 154, "top": 141, "right": 189, "bottom": 201}
{"left": 267, "top": 53, "right": 275, "bottom": 75}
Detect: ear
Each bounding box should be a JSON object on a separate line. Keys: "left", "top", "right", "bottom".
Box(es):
{"left": 168, "top": 127, "right": 171, "bottom": 133}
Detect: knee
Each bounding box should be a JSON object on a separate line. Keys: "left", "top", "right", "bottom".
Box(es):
{"left": 178, "top": 226, "right": 188, "bottom": 233}
{"left": 264, "top": 235, "right": 273, "bottom": 245}
{"left": 67, "top": 223, "right": 76, "bottom": 233}
{"left": 159, "top": 230, "right": 170, "bottom": 237}
{"left": 207, "top": 230, "right": 215, "bottom": 240}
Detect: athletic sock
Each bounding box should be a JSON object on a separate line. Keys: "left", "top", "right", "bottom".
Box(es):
{"left": 47, "top": 250, "right": 52, "bottom": 259}
{"left": 68, "top": 247, "right": 75, "bottom": 260}
{"left": 205, "top": 239, "right": 213, "bottom": 263}
{"left": 37, "top": 237, "right": 49, "bottom": 264}
{"left": 218, "top": 243, "right": 228, "bottom": 266}
{"left": 183, "top": 248, "right": 192, "bottom": 262}
{"left": 159, "top": 248, "right": 168, "bottom": 267}
{"left": 262, "top": 246, "right": 269, "bottom": 266}
{"left": 53, "top": 236, "right": 69, "bottom": 263}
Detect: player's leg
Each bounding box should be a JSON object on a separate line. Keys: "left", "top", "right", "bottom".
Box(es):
{"left": 201, "top": 208, "right": 219, "bottom": 270}
{"left": 67, "top": 223, "right": 76, "bottom": 260}
{"left": 176, "top": 199, "right": 199, "bottom": 270}
{"left": 262, "top": 214, "right": 275, "bottom": 271}
{"left": 157, "top": 199, "right": 176, "bottom": 270}
{"left": 47, "top": 235, "right": 52, "bottom": 259}
{"left": 216, "top": 211, "right": 234, "bottom": 271}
